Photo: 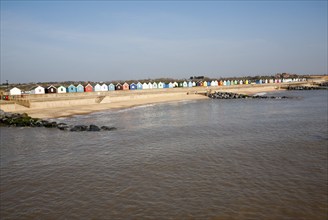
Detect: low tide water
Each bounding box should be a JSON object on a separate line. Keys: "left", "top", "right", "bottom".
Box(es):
{"left": 1, "top": 90, "right": 327, "bottom": 219}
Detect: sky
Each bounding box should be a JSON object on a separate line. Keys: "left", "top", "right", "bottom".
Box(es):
{"left": 1, "top": 1, "right": 327, "bottom": 83}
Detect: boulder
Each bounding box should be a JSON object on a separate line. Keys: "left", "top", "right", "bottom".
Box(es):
{"left": 70, "top": 125, "right": 88, "bottom": 132}
{"left": 88, "top": 124, "right": 101, "bottom": 131}
{"left": 57, "top": 123, "right": 70, "bottom": 130}
{"left": 100, "top": 126, "right": 117, "bottom": 131}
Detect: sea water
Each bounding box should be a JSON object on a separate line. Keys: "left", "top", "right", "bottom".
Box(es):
{"left": 1, "top": 90, "right": 327, "bottom": 219}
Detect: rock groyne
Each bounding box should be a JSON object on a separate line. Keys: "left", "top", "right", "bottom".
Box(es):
{"left": 0, "top": 110, "right": 117, "bottom": 132}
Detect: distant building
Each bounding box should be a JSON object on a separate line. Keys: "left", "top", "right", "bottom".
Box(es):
{"left": 76, "top": 84, "right": 84, "bottom": 92}
{"left": 57, "top": 86, "right": 67, "bottom": 93}
{"left": 67, "top": 84, "right": 76, "bottom": 93}
{"left": 84, "top": 83, "right": 93, "bottom": 92}
{"left": 45, "top": 85, "right": 57, "bottom": 94}
{"left": 137, "top": 82, "right": 143, "bottom": 90}
{"left": 130, "top": 83, "right": 137, "bottom": 90}
{"left": 30, "top": 86, "right": 45, "bottom": 94}
{"left": 115, "top": 83, "right": 123, "bottom": 90}
{"left": 123, "top": 82, "right": 129, "bottom": 90}
{"left": 158, "top": 82, "right": 164, "bottom": 89}
{"left": 94, "top": 84, "right": 102, "bottom": 92}
{"left": 108, "top": 83, "right": 115, "bottom": 91}
{"left": 142, "top": 82, "right": 149, "bottom": 89}
{"left": 9, "top": 87, "right": 21, "bottom": 96}
{"left": 101, "top": 84, "right": 108, "bottom": 91}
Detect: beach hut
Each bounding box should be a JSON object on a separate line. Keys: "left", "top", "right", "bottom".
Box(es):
{"left": 108, "top": 83, "right": 115, "bottom": 91}
{"left": 148, "top": 82, "right": 153, "bottom": 89}
{"left": 142, "top": 82, "right": 149, "bottom": 90}
{"left": 115, "top": 83, "right": 123, "bottom": 90}
{"left": 173, "top": 82, "right": 178, "bottom": 88}
{"left": 227, "top": 80, "right": 231, "bottom": 86}
{"left": 76, "top": 84, "right": 84, "bottom": 92}
{"left": 130, "top": 83, "right": 137, "bottom": 90}
{"left": 239, "top": 80, "right": 243, "bottom": 85}
{"left": 245, "top": 80, "right": 249, "bottom": 85}
{"left": 94, "top": 84, "right": 102, "bottom": 92}
{"left": 84, "top": 83, "right": 93, "bottom": 92}
{"left": 57, "top": 86, "right": 67, "bottom": 93}
{"left": 152, "top": 82, "right": 158, "bottom": 89}
{"left": 203, "top": 81, "right": 207, "bottom": 87}
{"left": 265, "top": 79, "right": 268, "bottom": 84}
{"left": 137, "top": 82, "right": 143, "bottom": 90}
{"left": 207, "top": 81, "right": 211, "bottom": 86}
{"left": 183, "top": 81, "right": 188, "bottom": 88}
{"left": 192, "top": 82, "right": 196, "bottom": 87}
{"left": 214, "top": 80, "right": 219, "bottom": 86}
{"left": 9, "top": 87, "right": 21, "bottom": 96}
{"left": 168, "top": 82, "right": 174, "bottom": 88}
{"left": 164, "top": 83, "right": 169, "bottom": 88}
{"left": 45, "top": 85, "right": 57, "bottom": 94}
{"left": 188, "top": 81, "right": 193, "bottom": 87}
{"left": 31, "top": 86, "right": 45, "bottom": 94}
{"left": 158, "top": 82, "right": 164, "bottom": 89}
{"left": 178, "top": 82, "right": 183, "bottom": 87}
{"left": 101, "top": 84, "right": 108, "bottom": 91}
{"left": 210, "top": 81, "right": 216, "bottom": 87}
{"left": 123, "top": 82, "right": 129, "bottom": 90}
{"left": 223, "top": 80, "right": 227, "bottom": 86}
{"left": 67, "top": 84, "right": 76, "bottom": 93}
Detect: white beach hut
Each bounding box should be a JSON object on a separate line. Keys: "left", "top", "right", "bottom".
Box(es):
{"left": 173, "top": 82, "right": 178, "bottom": 88}
{"left": 9, "top": 87, "right": 22, "bottom": 96}
{"left": 148, "top": 82, "right": 153, "bottom": 89}
{"left": 152, "top": 82, "right": 158, "bottom": 89}
{"left": 192, "top": 82, "right": 196, "bottom": 87}
{"left": 168, "top": 82, "right": 174, "bottom": 88}
{"left": 94, "top": 84, "right": 102, "bottom": 92}
{"left": 142, "top": 82, "right": 149, "bottom": 90}
{"left": 101, "top": 84, "right": 108, "bottom": 91}
{"left": 57, "top": 86, "right": 67, "bottom": 93}
{"left": 158, "top": 82, "right": 164, "bottom": 89}
{"left": 30, "top": 86, "right": 45, "bottom": 94}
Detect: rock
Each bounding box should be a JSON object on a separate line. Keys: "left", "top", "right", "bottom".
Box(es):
{"left": 70, "top": 125, "right": 88, "bottom": 132}
{"left": 88, "top": 124, "right": 101, "bottom": 131}
{"left": 57, "top": 123, "right": 70, "bottom": 130}
{"left": 101, "top": 126, "right": 117, "bottom": 131}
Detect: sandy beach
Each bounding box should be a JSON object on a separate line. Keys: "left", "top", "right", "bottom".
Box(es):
{"left": 1, "top": 84, "right": 284, "bottom": 119}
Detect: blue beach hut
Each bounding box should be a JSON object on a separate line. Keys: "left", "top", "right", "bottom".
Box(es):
{"left": 130, "top": 83, "right": 137, "bottom": 90}
{"left": 137, "top": 82, "right": 143, "bottom": 90}
{"left": 188, "top": 81, "right": 193, "bottom": 87}
{"left": 76, "top": 84, "right": 84, "bottom": 93}
{"left": 67, "top": 84, "right": 76, "bottom": 93}
{"left": 108, "top": 83, "right": 115, "bottom": 91}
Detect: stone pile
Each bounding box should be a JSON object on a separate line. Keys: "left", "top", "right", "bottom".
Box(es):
{"left": 0, "top": 110, "right": 117, "bottom": 132}
{"left": 208, "top": 92, "right": 288, "bottom": 99}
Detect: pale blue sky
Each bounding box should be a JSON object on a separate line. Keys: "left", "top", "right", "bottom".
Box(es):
{"left": 1, "top": 1, "right": 327, "bottom": 83}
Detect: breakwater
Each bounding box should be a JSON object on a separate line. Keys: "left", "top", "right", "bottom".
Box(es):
{"left": 286, "top": 85, "right": 328, "bottom": 90}
{"left": 208, "top": 91, "right": 288, "bottom": 99}
{"left": 0, "top": 110, "right": 116, "bottom": 132}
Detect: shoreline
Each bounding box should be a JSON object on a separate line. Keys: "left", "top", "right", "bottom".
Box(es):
{"left": 0, "top": 85, "right": 282, "bottom": 119}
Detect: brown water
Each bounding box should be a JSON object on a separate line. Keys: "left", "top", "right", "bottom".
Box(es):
{"left": 1, "top": 90, "right": 327, "bottom": 219}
